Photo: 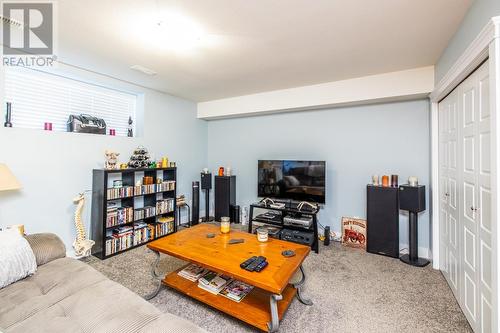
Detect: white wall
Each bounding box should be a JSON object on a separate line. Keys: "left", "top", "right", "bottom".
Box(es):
{"left": 207, "top": 99, "right": 431, "bottom": 257}
{"left": 0, "top": 64, "right": 208, "bottom": 254}
{"left": 435, "top": 0, "right": 500, "bottom": 83}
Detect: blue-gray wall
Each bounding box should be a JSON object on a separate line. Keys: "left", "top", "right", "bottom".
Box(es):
{"left": 436, "top": 0, "right": 500, "bottom": 83}
{"left": 207, "top": 99, "right": 431, "bottom": 252}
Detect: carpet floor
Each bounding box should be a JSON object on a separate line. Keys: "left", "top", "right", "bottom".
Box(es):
{"left": 84, "top": 238, "right": 472, "bottom": 333}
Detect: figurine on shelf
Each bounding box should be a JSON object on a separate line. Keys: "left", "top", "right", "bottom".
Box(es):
{"left": 161, "top": 157, "right": 168, "bottom": 168}
{"left": 104, "top": 150, "right": 120, "bottom": 170}
{"left": 128, "top": 146, "right": 151, "bottom": 168}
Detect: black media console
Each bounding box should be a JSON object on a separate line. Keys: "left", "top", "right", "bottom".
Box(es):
{"left": 248, "top": 202, "right": 319, "bottom": 253}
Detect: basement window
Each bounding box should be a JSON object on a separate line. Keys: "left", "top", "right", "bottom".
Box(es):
{"left": 3, "top": 67, "right": 137, "bottom": 137}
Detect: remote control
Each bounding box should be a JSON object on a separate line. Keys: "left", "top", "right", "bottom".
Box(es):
{"left": 228, "top": 238, "right": 244, "bottom": 244}
{"left": 254, "top": 260, "right": 268, "bottom": 272}
{"left": 245, "top": 256, "right": 266, "bottom": 272}
{"left": 240, "top": 256, "right": 257, "bottom": 269}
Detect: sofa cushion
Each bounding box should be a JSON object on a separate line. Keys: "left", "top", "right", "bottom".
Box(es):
{"left": 0, "top": 228, "right": 37, "bottom": 289}
{"left": 0, "top": 257, "right": 106, "bottom": 329}
{"left": 25, "top": 233, "right": 66, "bottom": 266}
{"left": 0, "top": 257, "right": 207, "bottom": 333}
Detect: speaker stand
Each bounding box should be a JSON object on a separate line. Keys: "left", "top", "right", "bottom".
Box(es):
{"left": 201, "top": 188, "right": 210, "bottom": 222}
{"left": 400, "top": 211, "right": 430, "bottom": 267}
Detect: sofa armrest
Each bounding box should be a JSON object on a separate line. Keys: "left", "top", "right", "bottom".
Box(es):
{"left": 25, "top": 233, "right": 66, "bottom": 266}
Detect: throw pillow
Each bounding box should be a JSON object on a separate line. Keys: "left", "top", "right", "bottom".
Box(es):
{"left": 0, "top": 228, "right": 37, "bottom": 289}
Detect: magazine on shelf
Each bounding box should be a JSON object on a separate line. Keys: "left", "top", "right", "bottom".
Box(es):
{"left": 178, "top": 264, "right": 207, "bottom": 282}
{"left": 219, "top": 280, "right": 254, "bottom": 302}
{"left": 198, "top": 271, "right": 233, "bottom": 295}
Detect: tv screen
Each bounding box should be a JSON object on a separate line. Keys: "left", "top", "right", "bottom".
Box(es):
{"left": 258, "top": 160, "right": 326, "bottom": 203}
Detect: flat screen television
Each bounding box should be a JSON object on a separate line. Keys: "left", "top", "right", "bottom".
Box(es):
{"left": 258, "top": 160, "right": 326, "bottom": 204}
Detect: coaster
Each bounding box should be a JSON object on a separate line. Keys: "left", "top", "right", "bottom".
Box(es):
{"left": 282, "top": 250, "right": 296, "bottom": 257}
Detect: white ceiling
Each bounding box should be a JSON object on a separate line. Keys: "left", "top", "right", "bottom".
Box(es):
{"left": 57, "top": 0, "right": 472, "bottom": 101}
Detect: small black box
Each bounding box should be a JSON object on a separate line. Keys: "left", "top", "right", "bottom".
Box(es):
{"left": 399, "top": 185, "right": 426, "bottom": 212}
{"left": 200, "top": 172, "right": 212, "bottom": 190}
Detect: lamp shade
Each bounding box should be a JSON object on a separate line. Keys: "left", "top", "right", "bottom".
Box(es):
{"left": 0, "top": 164, "right": 21, "bottom": 191}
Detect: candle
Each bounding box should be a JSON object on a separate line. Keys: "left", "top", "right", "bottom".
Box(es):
{"left": 220, "top": 216, "right": 230, "bottom": 234}
{"left": 391, "top": 175, "right": 398, "bottom": 187}
{"left": 257, "top": 227, "right": 269, "bottom": 242}
{"left": 381, "top": 175, "right": 389, "bottom": 187}
{"left": 408, "top": 176, "right": 418, "bottom": 187}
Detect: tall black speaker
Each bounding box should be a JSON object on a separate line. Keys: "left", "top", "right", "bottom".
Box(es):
{"left": 200, "top": 173, "right": 212, "bottom": 222}
{"left": 191, "top": 181, "right": 199, "bottom": 225}
{"left": 215, "top": 176, "right": 236, "bottom": 221}
{"left": 366, "top": 185, "right": 399, "bottom": 258}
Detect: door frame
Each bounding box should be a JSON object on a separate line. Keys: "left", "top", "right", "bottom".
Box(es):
{"left": 430, "top": 16, "right": 500, "bottom": 332}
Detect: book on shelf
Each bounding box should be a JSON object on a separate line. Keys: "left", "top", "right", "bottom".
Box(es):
{"left": 105, "top": 225, "right": 133, "bottom": 255}
{"left": 219, "top": 280, "right": 254, "bottom": 303}
{"left": 107, "top": 186, "right": 134, "bottom": 200}
{"left": 133, "top": 221, "right": 152, "bottom": 245}
{"left": 157, "top": 180, "right": 176, "bottom": 192}
{"left": 156, "top": 216, "right": 174, "bottom": 236}
{"left": 198, "top": 271, "right": 233, "bottom": 295}
{"left": 177, "top": 264, "right": 207, "bottom": 282}
{"left": 156, "top": 198, "right": 175, "bottom": 214}
{"left": 106, "top": 204, "right": 133, "bottom": 227}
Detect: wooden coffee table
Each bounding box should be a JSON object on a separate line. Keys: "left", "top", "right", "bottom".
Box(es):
{"left": 146, "top": 224, "right": 312, "bottom": 332}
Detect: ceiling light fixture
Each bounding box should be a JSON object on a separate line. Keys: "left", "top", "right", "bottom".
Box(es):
{"left": 154, "top": 13, "right": 205, "bottom": 50}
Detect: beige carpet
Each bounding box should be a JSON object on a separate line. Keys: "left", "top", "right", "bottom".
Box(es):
{"left": 84, "top": 238, "right": 471, "bottom": 333}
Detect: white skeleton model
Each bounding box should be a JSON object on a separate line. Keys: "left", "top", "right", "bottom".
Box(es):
{"left": 73, "top": 193, "right": 95, "bottom": 257}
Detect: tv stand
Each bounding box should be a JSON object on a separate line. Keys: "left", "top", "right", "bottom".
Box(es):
{"left": 248, "top": 201, "right": 319, "bottom": 253}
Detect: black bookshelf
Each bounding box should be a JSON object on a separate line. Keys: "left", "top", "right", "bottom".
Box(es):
{"left": 91, "top": 167, "right": 177, "bottom": 259}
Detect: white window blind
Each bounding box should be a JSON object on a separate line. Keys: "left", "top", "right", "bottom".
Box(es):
{"left": 4, "top": 67, "right": 137, "bottom": 137}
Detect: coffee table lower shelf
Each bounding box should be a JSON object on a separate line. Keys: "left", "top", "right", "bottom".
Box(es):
{"left": 163, "top": 267, "right": 297, "bottom": 332}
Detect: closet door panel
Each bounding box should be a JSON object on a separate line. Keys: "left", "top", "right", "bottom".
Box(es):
{"left": 476, "top": 62, "right": 492, "bottom": 333}
{"left": 460, "top": 70, "right": 479, "bottom": 328}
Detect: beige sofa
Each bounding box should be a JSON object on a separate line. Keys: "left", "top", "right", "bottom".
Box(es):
{"left": 0, "top": 233, "right": 207, "bottom": 333}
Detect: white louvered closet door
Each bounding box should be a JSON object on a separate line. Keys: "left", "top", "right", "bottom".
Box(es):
{"left": 438, "top": 60, "right": 492, "bottom": 333}
{"left": 439, "top": 86, "right": 460, "bottom": 300}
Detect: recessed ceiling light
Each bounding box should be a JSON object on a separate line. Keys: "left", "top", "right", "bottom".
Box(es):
{"left": 130, "top": 65, "right": 157, "bottom": 76}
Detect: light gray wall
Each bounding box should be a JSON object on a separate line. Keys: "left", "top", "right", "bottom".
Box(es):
{"left": 0, "top": 66, "right": 207, "bottom": 254}
{"left": 435, "top": 0, "right": 500, "bottom": 83}
{"left": 207, "top": 99, "right": 431, "bottom": 253}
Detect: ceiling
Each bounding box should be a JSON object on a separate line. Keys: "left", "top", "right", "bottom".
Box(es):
{"left": 57, "top": 0, "right": 472, "bottom": 101}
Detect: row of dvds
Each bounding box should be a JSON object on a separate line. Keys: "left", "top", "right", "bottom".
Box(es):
{"left": 107, "top": 181, "right": 177, "bottom": 200}
{"left": 106, "top": 206, "right": 133, "bottom": 228}
{"left": 105, "top": 225, "right": 134, "bottom": 255}
{"left": 156, "top": 198, "right": 175, "bottom": 214}
{"left": 157, "top": 181, "right": 176, "bottom": 192}
{"left": 105, "top": 219, "right": 175, "bottom": 256}
{"left": 134, "top": 206, "right": 156, "bottom": 220}
{"left": 135, "top": 184, "right": 156, "bottom": 195}
{"left": 133, "top": 222, "right": 154, "bottom": 245}
{"left": 107, "top": 186, "right": 134, "bottom": 200}
{"left": 156, "top": 216, "right": 175, "bottom": 237}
